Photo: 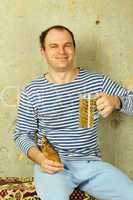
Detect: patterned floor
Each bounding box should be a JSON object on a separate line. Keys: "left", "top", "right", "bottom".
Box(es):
{"left": 0, "top": 177, "right": 96, "bottom": 200}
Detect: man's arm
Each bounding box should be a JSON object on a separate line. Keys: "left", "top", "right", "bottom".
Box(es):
{"left": 95, "top": 75, "right": 133, "bottom": 118}
{"left": 13, "top": 89, "right": 38, "bottom": 154}
{"left": 14, "top": 89, "right": 64, "bottom": 173}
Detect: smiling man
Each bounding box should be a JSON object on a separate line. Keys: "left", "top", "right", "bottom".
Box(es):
{"left": 14, "top": 25, "right": 133, "bottom": 200}
{"left": 40, "top": 26, "right": 78, "bottom": 85}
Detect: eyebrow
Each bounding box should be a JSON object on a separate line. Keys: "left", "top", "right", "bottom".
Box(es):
{"left": 65, "top": 42, "right": 73, "bottom": 45}
{"left": 48, "top": 41, "right": 73, "bottom": 46}
{"left": 48, "top": 43, "right": 58, "bottom": 46}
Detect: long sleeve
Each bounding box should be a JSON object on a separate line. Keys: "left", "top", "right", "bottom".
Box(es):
{"left": 13, "top": 88, "right": 38, "bottom": 155}
{"left": 102, "top": 75, "right": 133, "bottom": 115}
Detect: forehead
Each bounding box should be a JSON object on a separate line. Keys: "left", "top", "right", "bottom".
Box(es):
{"left": 45, "top": 29, "right": 73, "bottom": 44}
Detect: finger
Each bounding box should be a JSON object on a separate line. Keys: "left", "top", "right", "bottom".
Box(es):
{"left": 96, "top": 98, "right": 105, "bottom": 106}
{"left": 95, "top": 92, "right": 105, "bottom": 100}
{"left": 41, "top": 165, "right": 64, "bottom": 173}
{"left": 46, "top": 159, "right": 64, "bottom": 168}
{"left": 99, "top": 111, "right": 108, "bottom": 118}
{"left": 47, "top": 164, "right": 64, "bottom": 171}
{"left": 41, "top": 168, "right": 57, "bottom": 174}
{"left": 46, "top": 160, "right": 64, "bottom": 170}
{"left": 102, "top": 112, "right": 110, "bottom": 118}
{"left": 46, "top": 168, "right": 63, "bottom": 174}
{"left": 52, "top": 161, "right": 64, "bottom": 168}
{"left": 99, "top": 109, "right": 111, "bottom": 118}
{"left": 97, "top": 104, "right": 105, "bottom": 111}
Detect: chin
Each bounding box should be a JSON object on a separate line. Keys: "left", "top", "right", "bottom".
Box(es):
{"left": 55, "top": 63, "right": 70, "bottom": 69}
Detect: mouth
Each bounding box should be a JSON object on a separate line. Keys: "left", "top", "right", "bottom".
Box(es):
{"left": 55, "top": 57, "right": 68, "bottom": 62}
{"left": 56, "top": 57, "right": 67, "bottom": 60}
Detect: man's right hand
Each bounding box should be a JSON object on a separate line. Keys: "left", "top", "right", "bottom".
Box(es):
{"left": 40, "top": 156, "right": 64, "bottom": 174}
{"left": 27, "top": 146, "right": 64, "bottom": 174}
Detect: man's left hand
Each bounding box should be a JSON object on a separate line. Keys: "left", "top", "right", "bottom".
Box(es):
{"left": 95, "top": 92, "right": 121, "bottom": 118}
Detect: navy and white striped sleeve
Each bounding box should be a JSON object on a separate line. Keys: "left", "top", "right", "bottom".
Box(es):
{"left": 102, "top": 75, "right": 133, "bottom": 115}
{"left": 13, "top": 88, "right": 38, "bottom": 155}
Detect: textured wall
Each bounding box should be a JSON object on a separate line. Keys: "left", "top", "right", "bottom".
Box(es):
{"left": 0, "top": 0, "right": 133, "bottom": 177}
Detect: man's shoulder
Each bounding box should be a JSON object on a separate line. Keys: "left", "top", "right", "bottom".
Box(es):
{"left": 22, "top": 74, "right": 45, "bottom": 93}
{"left": 80, "top": 67, "right": 104, "bottom": 80}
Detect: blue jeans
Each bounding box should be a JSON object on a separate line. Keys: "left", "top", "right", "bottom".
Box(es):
{"left": 34, "top": 160, "right": 133, "bottom": 200}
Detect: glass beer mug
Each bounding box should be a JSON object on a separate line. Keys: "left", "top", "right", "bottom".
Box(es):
{"left": 79, "top": 93, "right": 97, "bottom": 128}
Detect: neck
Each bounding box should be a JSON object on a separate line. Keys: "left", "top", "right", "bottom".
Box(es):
{"left": 46, "top": 67, "right": 79, "bottom": 84}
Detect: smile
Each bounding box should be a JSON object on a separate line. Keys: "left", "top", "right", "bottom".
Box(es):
{"left": 56, "top": 57, "right": 67, "bottom": 59}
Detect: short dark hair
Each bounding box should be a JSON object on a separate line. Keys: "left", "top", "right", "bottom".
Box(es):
{"left": 39, "top": 25, "right": 76, "bottom": 49}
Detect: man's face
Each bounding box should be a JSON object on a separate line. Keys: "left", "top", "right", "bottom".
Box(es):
{"left": 41, "top": 29, "right": 75, "bottom": 71}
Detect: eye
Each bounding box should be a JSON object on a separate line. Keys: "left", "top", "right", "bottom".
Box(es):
{"left": 65, "top": 43, "right": 72, "bottom": 47}
{"left": 50, "top": 45, "right": 57, "bottom": 48}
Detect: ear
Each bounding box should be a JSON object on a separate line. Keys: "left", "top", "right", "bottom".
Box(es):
{"left": 40, "top": 47, "right": 45, "bottom": 56}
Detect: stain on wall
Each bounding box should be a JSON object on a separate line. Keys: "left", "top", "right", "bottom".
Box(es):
{"left": 0, "top": 0, "right": 133, "bottom": 178}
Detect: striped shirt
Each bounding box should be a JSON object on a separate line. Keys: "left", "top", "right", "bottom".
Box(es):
{"left": 13, "top": 68, "right": 133, "bottom": 160}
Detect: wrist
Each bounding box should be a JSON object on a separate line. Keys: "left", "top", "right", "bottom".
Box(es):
{"left": 27, "top": 146, "right": 45, "bottom": 165}
{"left": 114, "top": 96, "right": 122, "bottom": 110}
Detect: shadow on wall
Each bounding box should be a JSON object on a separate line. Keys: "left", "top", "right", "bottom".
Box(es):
{"left": 76, "top": 35, "right": 133, "bottom": 166}
{"left": 76, "top": 33, "right": 112, "bottom": 74}
{"left": 76, "top": 36, "right": 115, "bottom": 163}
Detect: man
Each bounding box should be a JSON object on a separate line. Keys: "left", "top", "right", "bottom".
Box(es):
{"left": 14, "top": 25, "right": 133, "bottom": 200}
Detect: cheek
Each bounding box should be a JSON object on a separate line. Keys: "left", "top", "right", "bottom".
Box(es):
{"left": 45, "top": 51, "right": 55, "bottom": 59}
{"left": 70, "top": 52, "right": 75, "bottom": 60}
{"left": 68, "top": 50, "right": 75, "bottom": 57}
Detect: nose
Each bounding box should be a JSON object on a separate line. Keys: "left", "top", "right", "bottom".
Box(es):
{"left": 58, "top": 46, "right": 65, "bottom": 54}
